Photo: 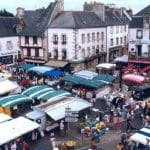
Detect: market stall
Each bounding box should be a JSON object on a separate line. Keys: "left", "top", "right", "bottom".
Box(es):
{"left": 0, "top": 113, "right": 12, "bottom": 123}
{"left": 0, "top": 78, "right": 19, "bottom": 95}
{"left": 0, "top": 116, "right": 40, "bottom": 145}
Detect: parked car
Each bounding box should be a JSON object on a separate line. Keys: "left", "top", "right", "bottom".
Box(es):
{"left": 132, "top": 85, "right": 150, "bottom": 101}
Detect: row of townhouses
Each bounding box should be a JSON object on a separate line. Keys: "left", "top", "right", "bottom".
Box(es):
{"left": 0, "top": 0, "right": 149, "bottom": 71}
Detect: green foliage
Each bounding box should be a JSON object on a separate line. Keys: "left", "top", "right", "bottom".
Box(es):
{"left": 0, "top": 9, "right": 14, "bottom": 17}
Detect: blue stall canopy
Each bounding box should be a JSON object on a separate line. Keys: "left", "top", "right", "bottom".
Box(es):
{"left": 43, "top": 70, "right": 63, "bottom": 77}
{"left": 28, "top": 66, "right": 54, "bottom": 74}
{"left": 19, "top": 64, "right": 35, "bottom": 71}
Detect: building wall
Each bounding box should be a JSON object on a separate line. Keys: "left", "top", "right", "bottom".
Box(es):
{"left": 0, "top": 36, "right": 20, "bottom": 64}
{"left": 48, "top": 27, "right": 106, "bottom": 61}
{"left": 107, "top": 24, "right": 128, "bottom": 62}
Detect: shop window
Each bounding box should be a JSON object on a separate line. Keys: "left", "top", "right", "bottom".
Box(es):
{"left": 87, "top": 33, "right": 90, "bottom": 43}
{"left": 61, "top": 34, "right": 67, "bottom": 44}
{"left": 81, "top": 34, "right": 85, "bottom": 44}
{"left": 35, "top": 48, "right": 39, "bottom": 57}
{"left": 25, "top": 36, "right": 29, "bottom": 44}
{"left": 0, "top": 55, "right": 13, "bottom": 64}
{"left": 27, "top": 48, "right": 31, "bottom": 57}
{"left": 53, "top": 34, "right": 58, "bottom": 44}
{"left": 7, "top": 41, "right": 13, "bottom": 50}
{"left": 54, "top": 48, "right": 58, "bottom": 59}
{"left": 136, "top": 30, "right": 143, "bottom": 39}
{"left": 62, "top": 49, "right": 67, "bottom": 59}
{"left": 33, "top": 36, "right": 37, "bottom": 44}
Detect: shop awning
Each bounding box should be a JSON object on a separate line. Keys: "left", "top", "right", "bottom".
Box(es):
{"left": 114, "top": 55, "right": 128, "bottom": 63}
{"left": 0, "top": 94, "right": 33, "bottom": 107}
{"left": 0, "top": 117, "right": 40, "bottom": 145}
{"left": 43, "top": 70, "right": 64, "bottom": 77}
{"left": 37, "top": 90, "right": 71, "bottom": 102}
{"left": 45, "top": 97, "right": 92, "bottom": 121}
{"left": 45, "top": 60, "right": 68, "bottom": 68}
{"left": 122, "top": 74, "right": 145, "bottom": 84}
{"left": 22, "top": 85, "right": 52, "bottom": 96}
{"left": 28, "top": 66, "right": 54, "bottom": 74}
{"left": 63, "top": 75, "right": 105, "bottom": 89}
{"left": 19, "top": 64, "right": 35, "bottom": 71}
{"left": 0, "top": 78, "right": 19, "bottom": 95}
{"left": 96, "top": 63, "right": 116, "bottom": 69}
{"left": 130, "top": 127, "right": 150, "bottom": 145}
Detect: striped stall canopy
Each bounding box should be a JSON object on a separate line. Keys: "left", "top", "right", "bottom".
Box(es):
{"left": 130, "top": 127, "right": 150, "bottom": 146}
{"left": 0, "top": 94, "right": 33, "bottom": 107}
{"left": 22, "top": 85, "right": 53, "bottom": 98}
{"left": 37, "top": 90, "right": 71, "bottom": 102}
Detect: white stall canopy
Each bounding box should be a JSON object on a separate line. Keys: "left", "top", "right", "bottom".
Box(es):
{"left": 96, "top": 63, "right": 116, "bottom": 69}
{"left": 0, "top": 113, "right": 12, "bottom": 123}
{"left": 130, "top": 127, "right": 150, "bottom": 145}
{"left": 0, "top": 78, "right": 19, "bottom": 95}
{"left": 39, "top": 97, "right": 92, "bottom": 121}
{"left": 0, "top": 116, "right": 40, "bottom": 145}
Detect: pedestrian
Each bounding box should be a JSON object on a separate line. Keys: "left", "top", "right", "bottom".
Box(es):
{"left": 126, "top": 117, "right": 132, "bottom": 131}
{"left": 10, "top": 141, "right": 17, "bottom": 150}
{"left": 116, "top": 118, "right": 121, "bottom": 133}
{"left": 60, "top": 120, "right": 65, "bottom": 137}
{"left": 21, "top": 140, "right": 29, "bottom": 150}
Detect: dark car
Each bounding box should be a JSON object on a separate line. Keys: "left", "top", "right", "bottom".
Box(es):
{"left": 132, "top": 85, "right": 150, "bottom": 101}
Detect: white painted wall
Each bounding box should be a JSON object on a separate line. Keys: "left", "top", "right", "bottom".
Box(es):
{"left": 48, "top": 27, "right": 106, "bottom": 61}
{"left": 0, "top": 36, "right": 20, "bottom": 64}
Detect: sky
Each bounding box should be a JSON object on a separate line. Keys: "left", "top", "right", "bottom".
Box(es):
{"left": 0, "top": 0, "right": 149, "bottom": 15}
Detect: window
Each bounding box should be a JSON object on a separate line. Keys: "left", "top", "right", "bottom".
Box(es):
{"left": 120, "top": 37, "right": 123, "bottom": 44}
{"left": 101, "top": 32, "right": 104, "bottom": 41}
{"left": 97, "top": 32, "right": 100, "bottom": 42}
{"left": 124, "top": 36, "right": 127, "bottom": 45}
{"left": 110, "top": 38, "right": 113, "bottom": 46}
{"left": 124, "top": 25, "right": 126, "bottom": 32}
{"left": 87, "top": 33, "right": 90, "bottom": 43}
{"left": 61, "top": 34, "right": 67, "bottom": 44}
{"left": 101, "top": 44, "right": 104, "bottom": 51}
{"left": 116, "top": 37, "right": 119, "bottom": 45}
{"left": 116, "top": 26, "right": 119, "bottom": 33}
{"left": 53, "top": 34, "right": 58, "bottom": 44}
{"left": 92, "top": 33, "right": 95, "bottom": 42}
{"left": 25, "top": 36, "right": 29, "bottom": 44}
{"left": 110, "top": 26, "right": 113, "bottom": 34}
{"left": 35, "top": 48, "right": 39, "bottom": 57}
{"left": 54, "top": 48, "right": 58, "bottom": 59}
{"left": 27, "top": 48, "right": 31, "bottom": 56}
{"left": 81, "top": 34, "right": 85, "bottom": 44}
{"left": 87, "top": 47, "right": 90, "bottom": 56}
{"left": 82, "top": 48, "right": 85, "bottom": 57}
{"left": 0, "top": 43, "right": 1, "bottom": 51}
{"left": 120, "top": 26, "right": 123, "bottom": 33}
{"left": 92, "top": 46, "right": 95, "bottom": 54}
{"left": 136, "top": 30, "right": 143, "bottom": 39}
{"left": 62, "top": 49, "right": 67, "bottom": 59}
{"left": 96, "top": 45, "right": 99, "bottom": 53}
{"left": 33, "top": 36, "right": 37, "bottom": 44}
{"left": 7, "top": 41, "right": 13, "bottom": 50}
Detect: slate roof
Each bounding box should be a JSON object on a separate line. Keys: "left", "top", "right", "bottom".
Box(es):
{"left": 135, "top": 5, "right": 150, "bottom": 16}
{"left": 19, "top": 2, "right": 56, "bottom": 36}
{"left": 129, "top": 16, "right": 143, "bottom": 28}
{"left": 0, "top": 17, "right": 19, "bottom": 37}
{"left": 49, "top": 11, "right": 106, "bottom": 29}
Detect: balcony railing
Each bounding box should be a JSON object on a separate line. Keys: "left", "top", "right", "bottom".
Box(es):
{"left": 129, "top": 52, "right": 150, "bottom": 61}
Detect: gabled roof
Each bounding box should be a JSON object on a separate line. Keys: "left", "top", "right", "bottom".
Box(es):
{"left": 0, "top": 17, "right": 19, "bottom": 37}
{"left": 135, "top": 5, "right": 150, "bottom": 16}
{"left": 129, "top": 16, "right": 143, "bottom": 28}
{"left": 104, "top": 11, "right": 125, "bottom": 26}
{"left": 49, "top": 11, "right": 106, "bottom": 29}
{"left": 19, "top": 2, "right": 56, "bottom": 36}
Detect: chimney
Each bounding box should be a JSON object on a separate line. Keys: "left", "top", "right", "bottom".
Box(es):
{"left": 16, "top": 7, "right": 24, "bottom": 18}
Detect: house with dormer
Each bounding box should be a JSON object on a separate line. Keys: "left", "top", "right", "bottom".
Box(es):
{"left": 0, "top": 17, "right": 20, "bottom": 65}
{"left": 128, "top": 5, "right": 150, "bottom": 68}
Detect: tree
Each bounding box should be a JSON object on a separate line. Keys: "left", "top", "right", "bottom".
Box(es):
{"left": 0, "top": 9, "right": 14, "bottom": 17}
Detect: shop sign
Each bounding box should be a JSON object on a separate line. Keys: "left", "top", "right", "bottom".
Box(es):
{"left": 65, "top": 110, "right": 78, "bottom": 122}
{"left": 0, "top": 50, "right": 17, "bottom": 56}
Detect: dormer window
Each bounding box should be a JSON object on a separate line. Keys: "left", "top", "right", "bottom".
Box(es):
{"left": 33, "top": 36, "right": 37, "bottom": 44}
{"left": 25, "top": 36, "right": 29, "bottom": 44}
{"left": 7, "top": 41, "right": 13, "bottom": 50}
